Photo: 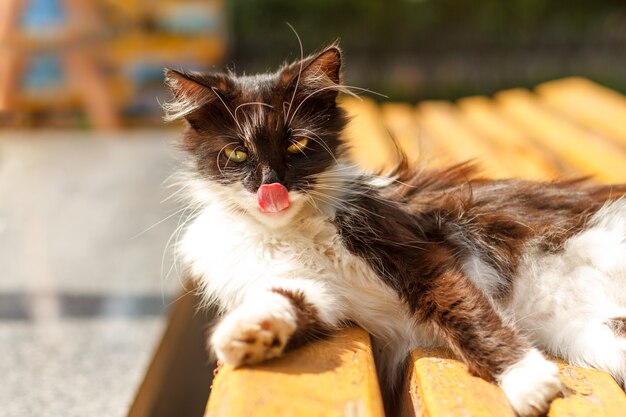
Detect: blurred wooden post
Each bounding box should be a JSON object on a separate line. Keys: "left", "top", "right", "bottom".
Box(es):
{"left": 64, "top": 50, "right": 121, "bottom": 130}
{"left": 0, "top": 0, "right": 121, "bottom": 130}
{"left": 63, "top": 0, "right": 121, "bottom": 130}
{"left": 0, "top": 0, "right": 23, "bottom": 113}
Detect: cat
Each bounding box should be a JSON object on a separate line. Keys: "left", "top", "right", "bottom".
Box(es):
{"left": 163, "top": 44, "right": 626, "bottom": 417}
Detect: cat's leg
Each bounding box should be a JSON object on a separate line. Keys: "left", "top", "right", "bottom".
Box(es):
{"left": 418, "top": 269, "right": 562, "bottom": 417}
{"left": 508, "top": 215, "right": 626, "bottom": 390}
{"left": 211, "top": 279, "right": 342, "bottom": 366}
{"left": 532, "top": 311, "right": 626, "bottom": 389}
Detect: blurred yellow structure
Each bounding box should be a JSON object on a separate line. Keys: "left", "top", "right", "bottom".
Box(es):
{"left": 0, "top": 0, "right": 226, "bottom": 129}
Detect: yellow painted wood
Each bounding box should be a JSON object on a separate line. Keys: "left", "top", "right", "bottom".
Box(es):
{"left": 496, "top": 88, "right": 626, "bottom": 183}
{"left": 380, "top": 102, "right": 454, "bottom": 170}
{"left": 416, "top": 101, "right": 515, "bottom": 178}
{"left": 403, "top": 349, "right": 626, "bottom": 417}
{"left": 537, "top": 77, "right": 626, "bottom": 148}
{"left": 457, "top": 96, "right": 562, "bottom": 180}
{"left": 380, "top": 102, "right": 424, "bottom": 162}
{"left": 548, "top": 361, "right": 626, "bottom": 417}
{"left": 411, "top": 110, "right": 460, "bottom": 170}
{"left": 342, "top": 97, "right": 400, "bottom": 172}
{"left": 206, "top": 327, "right": 385, "bottom": 417}
{"left": 402, "top": 348, "right": 516, "bottom": 417}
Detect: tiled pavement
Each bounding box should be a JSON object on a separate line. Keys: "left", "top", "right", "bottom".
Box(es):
{"left": 0, "top": 131, "right": 187, "bottom": 417}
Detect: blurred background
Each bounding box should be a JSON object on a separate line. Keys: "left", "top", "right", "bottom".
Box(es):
{"left": 1, "top": 0, "right": 626, "bottom": 128}
{"left": 1, "top": 1, "right": 626, "bottom": 417}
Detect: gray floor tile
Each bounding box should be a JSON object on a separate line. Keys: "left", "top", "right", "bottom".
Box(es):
{"left": 0, "top": 130, "right": 196, "bottom": 417}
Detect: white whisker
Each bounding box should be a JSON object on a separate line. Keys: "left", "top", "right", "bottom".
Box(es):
{"left": 211, "top": 87, "right": 243, "bottom": 133}
{"left": 292, "top": 128, "right": 339, "bottom": 164}
{"left": 216, "top": 141, "right": 240, "bottom": 177}
{"left": 288, "top": 85, "right": 387, "bottom": 126}
{"left": 130, "top": 206, "right": 191, "bottom": 240}
{"left": 284, "top": 23, "right": 305, "bottom": 124}
{"left": 234, "top": 102, "right": 273, "bottom": 125}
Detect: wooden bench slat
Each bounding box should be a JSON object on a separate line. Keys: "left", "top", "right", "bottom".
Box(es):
{"left": 380, "top": 103, "right": 422, "bottom": 159}
{"left": 380, "top": 102, "right": 424, "bottom": 162}
{"left": 456, "top": 96, "right": 562, "bottom": 180}
{"left": 412, "top": 110, "right": 460, "bottom": 170}
{"left": 416, "top": 101, "right": 516, "bottom": 178}
{"left": 206, "top": 327, "right": 385, "bottom": 417}
{"left": 536, "top": 77, "right": 626, "bottom": 148}
{"left": 550, "top": 361, "right": 626, "bottom": 417}
{"left": 403, "top": 349, "right": 626, "bottom": 417}
{"left": 402, "top": 348, "right": 516, "bottom": 417}
{"left": 495, "top": 88, "right": 626, "bottom": 183}
{"left": 342, "top": 98, "right": 399, "bottom": 172}
{"left": 380, "top": 102, "right": 459, "bottom": 171}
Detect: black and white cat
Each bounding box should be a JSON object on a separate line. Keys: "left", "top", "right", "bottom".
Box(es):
{"left": 164, "top": 45, "right": 626, "bottom": 417}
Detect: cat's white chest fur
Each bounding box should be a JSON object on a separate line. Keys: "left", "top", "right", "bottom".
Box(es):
{"left": 179, "top": 203, "right": 426, "bottom": 351}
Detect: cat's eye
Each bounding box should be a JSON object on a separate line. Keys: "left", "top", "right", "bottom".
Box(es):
{"left": 224, "top": 146, "right": 248, "bottom": 163}
{"left": 287, "top": 137, "right": 309, "bottom": 154}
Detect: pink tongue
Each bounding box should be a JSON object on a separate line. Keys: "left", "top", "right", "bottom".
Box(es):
{"left": 257, "top": 183, "right": 290, "bottom": 213}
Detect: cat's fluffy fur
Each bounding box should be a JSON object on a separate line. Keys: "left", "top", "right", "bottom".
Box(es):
{"left": 164, "top": 45, "right": 626, "bottom": 417}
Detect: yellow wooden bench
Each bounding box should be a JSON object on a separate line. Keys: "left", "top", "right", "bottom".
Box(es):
{"left": 130, "top": 77, "right": 626, "bottom": 417}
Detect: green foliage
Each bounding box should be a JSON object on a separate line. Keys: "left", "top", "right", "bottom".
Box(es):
{"left": 231, "top": 0, "right": 626, "bottom": 99}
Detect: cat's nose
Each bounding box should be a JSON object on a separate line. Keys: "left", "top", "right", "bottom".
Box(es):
{"left": 260, "top": 168, "right": 282, "bottom": 186}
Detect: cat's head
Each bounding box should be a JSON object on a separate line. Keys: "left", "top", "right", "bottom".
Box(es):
{"left": 164, "top": 45, "right": 349, "bottom": 228}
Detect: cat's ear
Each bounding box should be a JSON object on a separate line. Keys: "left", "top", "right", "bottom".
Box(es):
{"left": 163, "top": 69, "right": 231, "bottom": 122}
{"left": 281, "top": 45, "right": 342, "bottom": 93}
{"left": 301, "top": 45, "right": 342, "bottom": 85}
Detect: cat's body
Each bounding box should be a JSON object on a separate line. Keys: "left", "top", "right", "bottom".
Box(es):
{"left": 165, "top": 45, "right": 626, "bottom": 416}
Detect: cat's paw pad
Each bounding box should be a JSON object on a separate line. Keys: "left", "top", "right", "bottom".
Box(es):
{"left": 211, "top": 294, "right": 297, "bottom": 366}
{"left": 499, "top": 349, "right": 563, "bottom": 417}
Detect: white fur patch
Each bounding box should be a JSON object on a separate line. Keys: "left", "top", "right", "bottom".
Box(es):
{"left": 498, "top": 349, "right": 562, "bottom": 417}
{"left": 178, "top": 165, "right": 427, "bottom": 389}
{"left": 461, "top": 253, "right": 502, "bottom": 297}
{"left": 503, "top": 199, "right": 626, "bottom": 385}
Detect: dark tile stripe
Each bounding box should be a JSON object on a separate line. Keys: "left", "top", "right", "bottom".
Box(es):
{"left": 0, "top": 292, "right": 171, "bottom": 321}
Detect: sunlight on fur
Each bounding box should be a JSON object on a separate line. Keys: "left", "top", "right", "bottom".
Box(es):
{"left": 163, "top": 44, "right": 626, "bottom": 417}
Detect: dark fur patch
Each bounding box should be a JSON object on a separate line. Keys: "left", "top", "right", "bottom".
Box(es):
{"left": 334, "top": 166, "right": 626, "bottom": 380}
{"left": 271, "top": 288, "right": 332, "bottom": 350}
{"left": 608, "top": 317, "right": 626, "bottom": 338}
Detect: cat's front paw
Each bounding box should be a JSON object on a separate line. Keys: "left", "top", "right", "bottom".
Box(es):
{"left": 499, "top": 349, "right": 563, "bottom": 417}
{"left": 210, "top": 293, "right": 297, "bottom": 366}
